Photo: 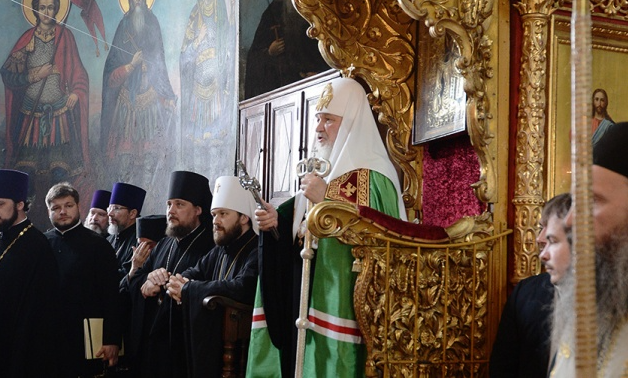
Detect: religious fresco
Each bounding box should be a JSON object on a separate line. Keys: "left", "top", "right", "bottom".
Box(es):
{"left": 0, "top": 0, "right": 238, "bottom": 228}
{"left": 238, "top": 0, "right": 329, "bottom": 100}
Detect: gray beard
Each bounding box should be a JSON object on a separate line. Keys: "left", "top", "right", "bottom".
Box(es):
{"left": 131, "top": 5, "right": 145, "bottom": 35}
{"left": 84, "top": 219, "right": 106, "bottom": 235}
{"left": 551, "top": 267, "right": 575, "bottom": 360}
{"left": 595, "top": 227, "right": 628, "bottom": 353}
{"left": 108, "top": 223, "right": 120, "bottom": 236}
{"left": 551, "top": 222, "right": 628, "bottom": 362}
{"left": 310, "top": 139, "right": 332, "bottom": 161}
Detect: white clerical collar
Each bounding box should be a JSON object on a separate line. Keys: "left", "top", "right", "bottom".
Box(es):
{"left": 56, "top": 220, "right": 82, "bottom": 235}
{"left": 13, "top": 217, "right": 28, "bottom": 227}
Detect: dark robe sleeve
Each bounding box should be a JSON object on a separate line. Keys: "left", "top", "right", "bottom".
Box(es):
{"left": 180, "top": 249, "right": 210, "bottom": 282}
{"left": 121, "top": 238, "right": 169, "bottom": 357}
{"left": 183, "top": 246, "right": 259, "bottom": 304}
{"left": 94, "top": 237, "right": 123, "bottom": 348}
{"left": 258, "top": 197, "right": 302, "bottom": 352}
{"left": 489, "top": 273, "right": 554, "bottom": 377}
{"left": 0, "top": 226, "right": 62, "bottom": 377}
{"left": 180, "top": 243, "right": 259, "bottom": 377}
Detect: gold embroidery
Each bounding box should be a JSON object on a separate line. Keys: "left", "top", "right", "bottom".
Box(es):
{"left": 356, "top": 170, "right": 369, "bottom": 205}
{"left": 325, "top": 169, "right": 370, "bottom": 206}
{"left": 559, "top": 342, "right": 571, "bottom": 359}
{"left": 316, "top": 83, "right": 333, "bottom": 111}
{"left": 341, "top": 182, "right": 357, "bottom": 197}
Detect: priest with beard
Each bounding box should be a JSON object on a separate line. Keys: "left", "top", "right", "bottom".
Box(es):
{"left": 107, "top": 182, "right": 147, "bottom": 280}
{"left": 123, "top": 171, "right": 215, "bottom": 377}
{"left": 84, "top": 189, "right": 111, "bottom": 237}
{"left": 551, "top": 122, "right": 628, "bottom": 377}
{"left": 0, "top": 170, "right": 61, "bottom": 377}
{"left": 247, "top": 77, "right": 407, "bottom": 377}
{"left": 44, "top": 182, "right": 122, "bottom": 377}
{"left": 166, "top": 175, "right": 260, "bottom": 377}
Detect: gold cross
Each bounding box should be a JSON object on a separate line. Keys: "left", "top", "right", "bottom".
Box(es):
{"left": 341, "top": 183, "right": 357, "bottom": 197}
{"left": 342, "top": 64, "right": 356, "bottom": 78}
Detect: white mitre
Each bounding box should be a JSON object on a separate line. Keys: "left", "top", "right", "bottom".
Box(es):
{"left": 212, "top": 176, "right": 259, "bottom": 235}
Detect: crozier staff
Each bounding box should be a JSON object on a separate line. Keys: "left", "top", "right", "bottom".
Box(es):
{"left": 247, "top": 76, "right": 407, "bottom": 378}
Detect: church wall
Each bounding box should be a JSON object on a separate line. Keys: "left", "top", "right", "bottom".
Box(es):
{"left": 0, "top": 0, "right": 239, "bottom": 228}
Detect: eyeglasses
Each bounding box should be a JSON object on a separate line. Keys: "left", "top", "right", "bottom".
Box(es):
{"left": 108, "top": 205, "right": 129, "bottom": 213}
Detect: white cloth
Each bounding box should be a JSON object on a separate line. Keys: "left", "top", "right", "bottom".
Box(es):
{"left": 212, "top": 176, "right": 259, "bottom": 235}
{"left": 551, "top": 319, "right": 628, "bottom": 377}
{"left": 550, "top": 333, "right": 575, "bottom": 378}
{"left": 292, "top": 77, "right": 407, "bottom": 239}
{"left": 599, "top": 320, "right": 628, "bottom": 377}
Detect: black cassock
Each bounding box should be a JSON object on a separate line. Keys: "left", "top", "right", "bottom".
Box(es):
{"left": 125, "top": 225, "right": 214, "bottom": 377}
{"left": 107, "top": 225, "right": 137, "bottom": 373}
{"left": 46, "top": 223, "right": 122, "bottom": 378}
{"left": 489, "top": 272, "right": 554, "bottom": 377}
{"left": 108, "top": 224, "right": 137, "bottom": 280}
{"left": 181, "top": 227, "right": 259, "bottom": 377}
{"left": 0, "top": 219, "right": 61, "bottom": 377}
{"left": 257, "top": 196, "right": 305, "bottom": 378}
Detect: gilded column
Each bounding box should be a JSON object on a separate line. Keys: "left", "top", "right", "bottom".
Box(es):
{"left": 511, "top": 0, "right": 555, "bottom": 283}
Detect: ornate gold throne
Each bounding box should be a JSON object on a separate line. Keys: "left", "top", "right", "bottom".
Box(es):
{"left": 308, "top": 202, "right": 510, "bottom": 377}
{"left": 291, "top": 0, "right": 512, "bottom": 376}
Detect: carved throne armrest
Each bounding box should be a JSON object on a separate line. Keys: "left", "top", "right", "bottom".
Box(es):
{"left": 307, "top": 201, "right": 511, "bottom": 378}
{"left": 203, "top": 295, "right": 253, "bottom": 378}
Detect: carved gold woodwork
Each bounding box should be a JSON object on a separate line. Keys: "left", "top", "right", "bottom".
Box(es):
{"left": 293, "top": 0, "right": 501, "bottom": 206}
{"left": 308, "top": 201, "right": 512, "bottom": 377}
{"left": 397, "top": 0, "right": 497, "bottom": 203}
{"left": 589, "top": 0, "right": 628, "bottom": 17}
{"left": 562, "top": 0, "right": 628, "bottom": 19}
{"left": 510, "top": 0, "right": 626, "bottom": 284}
{"left": 293, "top": 0, "right": 421, "bottom": 211}
{"left": 511, "top": 0, "right": 555, "bottom": 283}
